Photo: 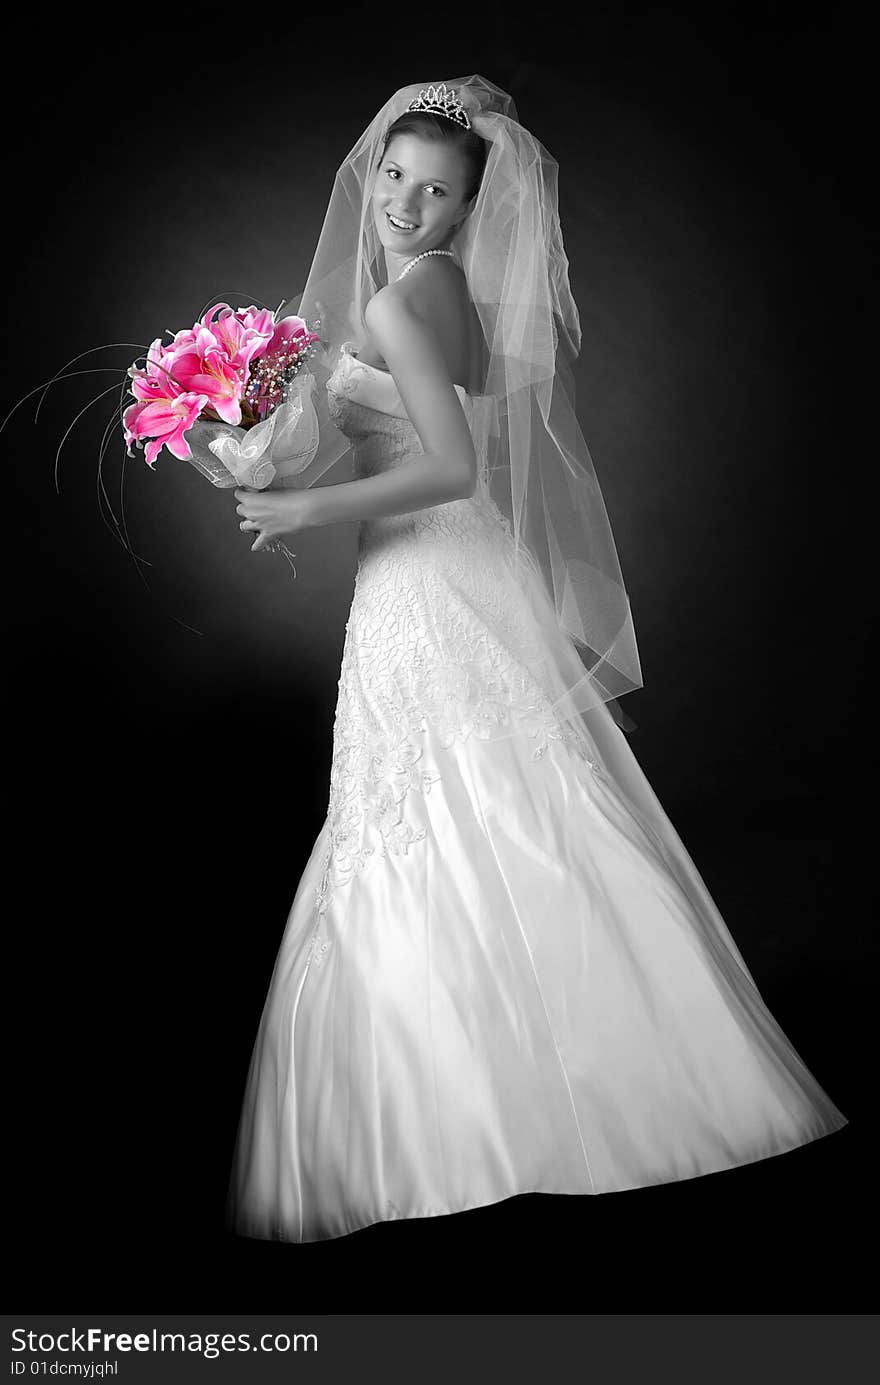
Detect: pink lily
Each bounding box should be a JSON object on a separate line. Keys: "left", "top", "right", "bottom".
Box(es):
{"left": 123, "top": 392, "right": 210, "bottom": 466}
{"left": 170, "top": 344, "right": 246, "bottom": 425}
{"left": 128, "top": 360, "right": 184, "bottom": 403}
{"left": 207, "top": 302, "right": 274, "bottom": 338}
{"left": 267, "top": 313, "right": 320, "bottom": 356}
{"left": 128, "top": 336, "right": 189, "bottom": 397}
{"left": 201, "top": 303, "right": 274, "bottom": 365}
{"left": 126, "top": 332, "right": 211, "bottom": 405}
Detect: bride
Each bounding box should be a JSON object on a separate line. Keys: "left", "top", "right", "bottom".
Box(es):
{"left": 226, "top": 76, "right": 847, "bottom": 1243}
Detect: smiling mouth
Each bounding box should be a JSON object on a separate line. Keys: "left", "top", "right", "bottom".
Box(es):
{"left": 386, "top": 212, "right": 419, "bottom": 232}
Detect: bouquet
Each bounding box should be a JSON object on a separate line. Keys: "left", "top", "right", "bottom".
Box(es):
{"left": 123, "top": 300, "right": 322, "bottom": 570}
{"left": 0, "top": 293, "right": 325, "bottom": 583}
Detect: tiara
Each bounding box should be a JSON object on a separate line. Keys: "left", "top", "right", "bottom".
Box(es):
{"left": 406, "top": 82, "right": 471, "bottom": 131}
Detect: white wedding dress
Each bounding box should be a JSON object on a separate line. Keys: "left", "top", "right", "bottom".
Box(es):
{"left": 226, "top": 345, "right": 847, "bottom": 1242}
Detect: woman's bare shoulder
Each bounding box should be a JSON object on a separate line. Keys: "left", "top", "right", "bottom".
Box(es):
{"left": 365, "top": 259, "right": 473, "bottom": 379}
{"left": 391, "top": 255, "right": 467, "bottom": 314}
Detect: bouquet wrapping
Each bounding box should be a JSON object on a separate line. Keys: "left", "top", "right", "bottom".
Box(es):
{"left": 182, "top": 369, "right": 321, "bottom": 491}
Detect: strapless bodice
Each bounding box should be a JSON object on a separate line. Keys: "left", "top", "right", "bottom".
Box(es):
{"left": 325, "top": 343, "right": 428, "bottom": 480}
{"left": 325, "top": 343, "right": 474, "bottom": 481}
{"left": 324, "top": 342, "right": 511, "bottom": 556}
{"left": 327, "top": 341, "right": 471, "bottom": 421}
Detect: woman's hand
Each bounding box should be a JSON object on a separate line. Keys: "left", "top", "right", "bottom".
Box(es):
{"left": 234, "top": 486, "right": 315, "bottom": 553}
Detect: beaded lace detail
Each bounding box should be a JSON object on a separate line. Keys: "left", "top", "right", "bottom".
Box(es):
{"left": 310, "top": 349, "right": 601, "bottom": 925}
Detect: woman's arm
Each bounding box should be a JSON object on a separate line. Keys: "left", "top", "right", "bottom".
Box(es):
{"left": 304, "top": 285, "right": 477, "bottom": 529}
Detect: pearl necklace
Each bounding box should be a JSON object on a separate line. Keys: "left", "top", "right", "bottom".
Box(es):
{"left": 395, "top": 248, "right": 456, "bottom": 282}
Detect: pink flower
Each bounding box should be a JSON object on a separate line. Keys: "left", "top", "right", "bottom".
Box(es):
{"left": 123, "top": 391, "right": 210, "bottom": 466}
{"left": 223, "top": 303, "right": 277, "bottom": 342}
{"left": 201, "top": 303, "right": 274, "bottom": 368}
{"left": 127, "top": 336, "right": 187, "bottom": 402}
{"left": 169, "top": 340, "right": 247, "bottom": 425}
{"left": 123, "top": 302, "right": 322, "bottom": 469}
{"left": 268, "top": 313, "right": 320, "bottom": 356}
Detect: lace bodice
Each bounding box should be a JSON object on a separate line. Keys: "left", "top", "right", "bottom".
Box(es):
{"left": 311, "top": 346, "right": 602, "bottom": 921}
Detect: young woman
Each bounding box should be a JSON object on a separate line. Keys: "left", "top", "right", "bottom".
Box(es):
{"left": 226, "top": 76, "right": 847, "bottom": 1243}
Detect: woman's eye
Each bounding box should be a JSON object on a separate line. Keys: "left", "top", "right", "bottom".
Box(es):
{"left": 384, "top": 169, "right": 444, "bottom": 196}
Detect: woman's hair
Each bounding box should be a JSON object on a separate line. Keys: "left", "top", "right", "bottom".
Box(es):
{"left": 378, "top": 110, "right": 488, "bottom": 206}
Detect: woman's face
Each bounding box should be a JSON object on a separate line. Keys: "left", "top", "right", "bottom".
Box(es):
{"left": 372, "top": 132, "right": 471, "bottom": 256}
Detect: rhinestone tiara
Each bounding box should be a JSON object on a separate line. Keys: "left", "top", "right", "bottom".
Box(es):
{"left": 406, "top": 82, "right": 471, "bottom": 131}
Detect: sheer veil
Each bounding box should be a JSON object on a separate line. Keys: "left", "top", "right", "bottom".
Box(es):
{"left": 282, "top": 75, "right": 781, "bottom": 984}
{"left": 287, "top": 74, "right": 643, "bottom": 739}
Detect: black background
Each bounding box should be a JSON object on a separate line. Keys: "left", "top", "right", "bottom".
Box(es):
{"left": 4, "top": 3, "right": 873, "bottom": 1309}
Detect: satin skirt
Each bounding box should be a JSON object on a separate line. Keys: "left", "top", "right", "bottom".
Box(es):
{"left": 226, "top": 723, "right": 848, "bottom": 1243}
